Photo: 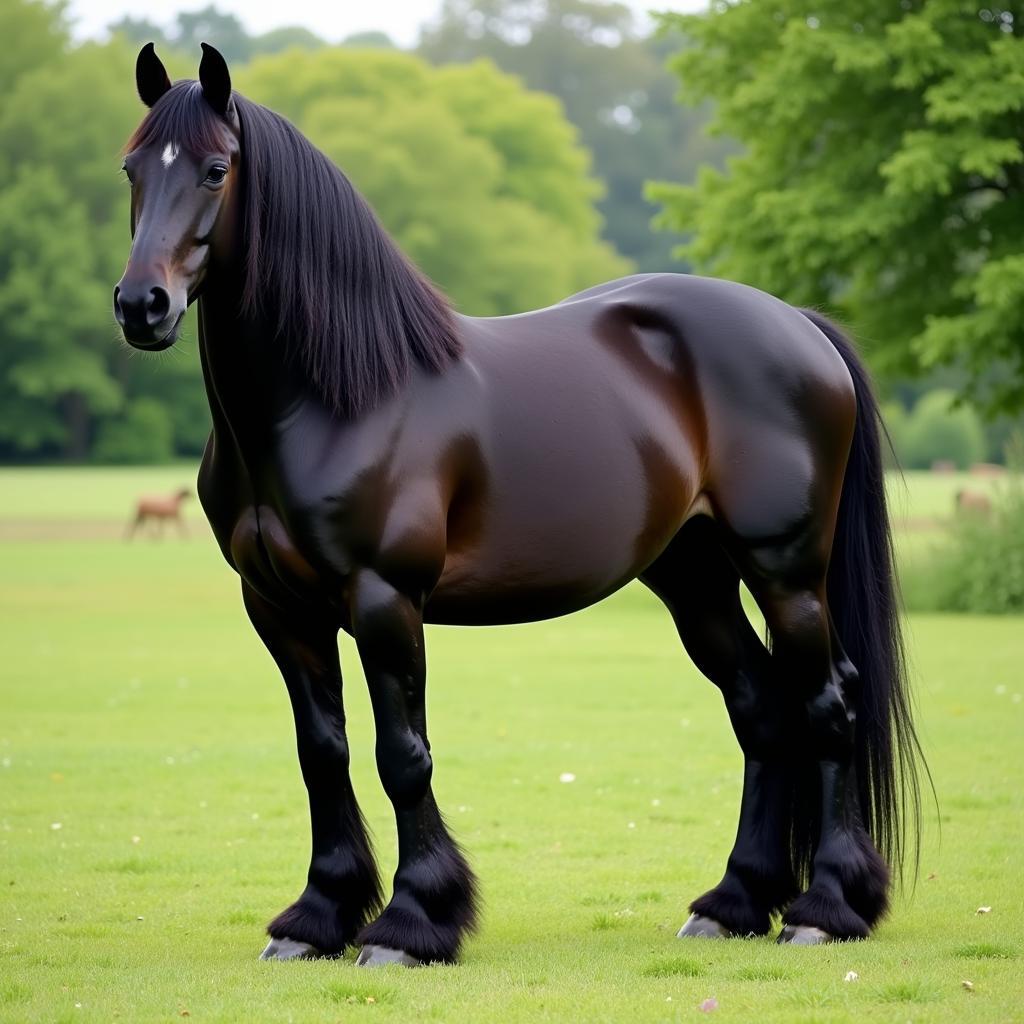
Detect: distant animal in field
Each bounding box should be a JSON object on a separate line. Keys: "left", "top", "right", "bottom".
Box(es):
{"left": 126, "top": 487, "right": 191, "bottom": 539}
{"left": 113, "top": 43, "right": 926, "bottom": 965}
{"left": 969, "top": 462, "right": 1006, "bottom": 478}
{"left": 955, "top": 488, "right": 993, "bottom": 518}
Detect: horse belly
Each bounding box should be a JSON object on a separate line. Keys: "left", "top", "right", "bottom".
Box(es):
{"left": 428, "top": 423, "right": 700, "bottom": 625}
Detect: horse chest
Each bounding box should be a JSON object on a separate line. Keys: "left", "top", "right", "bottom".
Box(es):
{"left": 227, "top": 504, "right": 341, "bottom": 610}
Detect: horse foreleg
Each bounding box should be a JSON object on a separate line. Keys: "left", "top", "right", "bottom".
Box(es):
{"left": 350, "top": 570, "right": 478, "bottom": 966}
{"left": 242, "top": 584, "right": 381, "bottom": 959}
{"left": 125, "top": 511, "right": 142, "bottom": 541}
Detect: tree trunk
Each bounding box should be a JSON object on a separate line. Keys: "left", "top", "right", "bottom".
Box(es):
{"left": 62, "top": 391, "right": 91, "bottom": 462}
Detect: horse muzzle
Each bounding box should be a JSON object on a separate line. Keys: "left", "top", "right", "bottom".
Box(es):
{"left": 114, "top": 282, "right": 185, "bottom": 350}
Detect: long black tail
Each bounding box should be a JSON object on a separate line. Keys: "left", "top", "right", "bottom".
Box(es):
{"left": 801, "top": 308, "right": 925, "bottom": 883}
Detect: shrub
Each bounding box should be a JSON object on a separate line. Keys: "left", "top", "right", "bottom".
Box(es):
{"left": 900, "top": 390, "right": 986, "bottom": 470}
{"left": 93, "top": 398, "right": 174, "bottom": 464}
{"left": 881, "top": 401, "right": 909, "bottom": 469}
{"left": 905, "top": 476, "right": 1024, "bottom": 614}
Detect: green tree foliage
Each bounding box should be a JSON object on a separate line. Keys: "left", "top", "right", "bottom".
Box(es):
{"left": 93, "top": 397, "right": 174, "bottom": 464}
{"left": 0, "top": 1, "right": 626, "bottom": 461}
{"left": 899, "top": 390, "right": 986, "bottom": 470}
{"left": 0, "top": 26, "right": 157, "bottom": 460}
{"left": 419, "top": 0, "right": 731, "bottom": 271}
{"left": 341, "top": 31, "right": 396, "bottom": 49}
{"left": 238, "top": 48, "right": 628, "bottom": 314}
{"left": 649, "top": 1, "right": 1024, "bottom": 412}
{"left": 0, "top": 167, "right": 118, "bottom": 457}
{"left": 110, "top": 8, "right": 330, "bottom": 63}
{"left": 0, "top": 8, "right": 208, "bottom": 462}
{"left": 0, "top": 0, "right": 65, "bottom": 91}
{"left": 906, "top": 471, "right": 1024, "bottom": 614}
{"left": 109, "top": 8, "right": 251, "bottom": 64}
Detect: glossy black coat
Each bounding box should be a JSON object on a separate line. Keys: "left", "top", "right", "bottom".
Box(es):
{"left": 114, "top": 46, "right": 920, "bottom": 963}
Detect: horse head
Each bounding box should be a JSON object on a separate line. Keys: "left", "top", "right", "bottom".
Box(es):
{"left": 115, "top": 43, "right": 239, "bottom": 350}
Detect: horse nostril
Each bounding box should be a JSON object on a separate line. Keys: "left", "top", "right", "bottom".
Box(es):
{"left": 113, "top": 286, "right": 124, "bottom": 324}
{"left": 147, "top": 286, "right": 170, "bottom": 325}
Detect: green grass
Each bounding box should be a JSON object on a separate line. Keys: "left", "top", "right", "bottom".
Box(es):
{"left": 0, "top": 465, "right": 206, "bottom": 522}
{"left": 1, "top": 468, "right": 1022, "bottom": 1022}
{"left": 885, "top": 469, "right": 1005, "bottom": 524}
{"left": 886, "top": 469, "right": 1011, "bottom": 571}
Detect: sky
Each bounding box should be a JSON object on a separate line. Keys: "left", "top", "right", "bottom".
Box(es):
{"left": 68, "top": 0, "right": 708, "bottom": 49}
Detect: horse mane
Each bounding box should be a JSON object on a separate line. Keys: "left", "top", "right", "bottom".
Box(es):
{"left": 125, "top": 82, "right": 461, "bottom": 419}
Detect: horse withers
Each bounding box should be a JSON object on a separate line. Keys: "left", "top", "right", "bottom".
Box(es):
{"left": 113, "top": 43, "right": 924, "bottom": 965}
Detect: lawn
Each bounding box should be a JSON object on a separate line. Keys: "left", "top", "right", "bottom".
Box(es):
{"left": 1, "top": 467, "right": 1021, "bottom": 1023}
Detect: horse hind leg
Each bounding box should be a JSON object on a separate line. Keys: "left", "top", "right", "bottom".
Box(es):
{"left": 731, "top": 518, "right": 889, "bottom": 943}
{"left": 642, "top": 516, "right": 801, "bottom": 938}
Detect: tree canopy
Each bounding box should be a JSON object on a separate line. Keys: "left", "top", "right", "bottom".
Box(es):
{"left": 109, "top": 6, "right": 328, "bottom": 64}
{"left": 240, "top": 47, "right": 628, "bottom": 315}
{"left": 649, "top": 0, "right": 1024, "bottom": 413}
{"left": 0, "top": 1, "right": 627, "bottom": 461}
{"left": 419, "top": 0, "right": 732, "bottom": 272}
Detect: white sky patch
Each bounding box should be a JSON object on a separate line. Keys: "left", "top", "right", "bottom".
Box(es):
{"left": 161, "top": 142, "right": 180, "bottom": 168}
{"left": 66, "top": 0, "right": 705, "bottom": 49}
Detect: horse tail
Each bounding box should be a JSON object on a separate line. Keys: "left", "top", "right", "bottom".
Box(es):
{"left": 800, "top": 308, "right": 926, "bottom": 885}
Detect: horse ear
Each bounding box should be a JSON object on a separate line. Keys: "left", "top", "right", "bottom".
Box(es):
{"left": 136, "top": 42, "right": 171, "bottom": 108}
{"left": 199, "top": 42, "right": 232, "bottom": 116}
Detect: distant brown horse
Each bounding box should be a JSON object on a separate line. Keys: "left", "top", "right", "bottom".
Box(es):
{"left": 955, "top": 488, "right": 993, "bottom": 518}
{"left": 113, "top": 44, "right": 925, "bottom": 965}
{"left": 126, "top": 487, "right": 191, "bottom": 539}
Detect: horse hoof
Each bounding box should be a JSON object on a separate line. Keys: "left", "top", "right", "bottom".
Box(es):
{"left": 777, "top": 925, "right": 833, "bottom": 945}
{"left": 356, "top": 944, "right": 422, "bottom": 968}
{"left": 260, "top": 936, "right": 322, "bottom": 960}
{"left": 677, "top": 913, "right": 733, "bottom": 939}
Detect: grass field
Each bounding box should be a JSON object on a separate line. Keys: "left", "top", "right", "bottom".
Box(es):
{"left": 1, "top": 467, "right": 1022, "bottom": 1023}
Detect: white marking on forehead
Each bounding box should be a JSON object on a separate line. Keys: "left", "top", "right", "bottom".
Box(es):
{"left": 161, "top": 141, "right": 179, "bottom": 168}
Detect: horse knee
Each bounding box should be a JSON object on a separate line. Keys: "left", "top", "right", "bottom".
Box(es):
{"left": 300, "top": 720, "right": 350, "bottom": 774}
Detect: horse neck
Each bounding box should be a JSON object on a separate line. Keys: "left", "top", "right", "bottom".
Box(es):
{"left": 196, "top": 277, "right": 306, "bottom": 444}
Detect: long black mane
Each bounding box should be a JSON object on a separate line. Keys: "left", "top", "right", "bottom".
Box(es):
{"left": 127, "top": 82, "right": 461, "bottom": 419}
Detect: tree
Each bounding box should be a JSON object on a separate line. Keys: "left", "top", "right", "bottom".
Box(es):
{"left": 106, "top": 15, "right": 170, "bottom": 52}
{"left": 649, "top": 0, "right": 1024, "bottom": 413}
{"left": 0, "top": 167, "right": 118, "bottom": 457}
{"left": 0, "top": 3, "right": 627, "bottom": 461}
{"left": 172, "top": 6, "right": 251, "bottom": 62}
{"left": 418, "top": 0, "right": 732, "bottom": 272}
{"left": 110, "top": 8, "right": 330, "bottom": 64}
{"left": 238, "top": 48, "right": 629, "bottom": 314}
{"left": 901, "top": 390, "right": 986, "bottom": 470}
{"left": 0, "top": 36, "right": 139, "bottom": 458}
{"left": 0, "top": 10, "right": 207, "bottom": 461}
{"left": 252, "top": 27, "right": 328, "bottom": 55}
{"left": 340, "top": 31, "right": 396, "bottom": 49}
{"left": 0, "top": 0, "right": 66, "bottom": 91}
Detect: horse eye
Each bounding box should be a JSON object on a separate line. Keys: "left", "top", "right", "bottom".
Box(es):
{"left": 205, "top": 165, "right": 227, "bottom": 185}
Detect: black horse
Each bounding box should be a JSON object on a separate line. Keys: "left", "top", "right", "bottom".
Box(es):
{"left": 115, "top": 44, "right": 923, "bottom": 965}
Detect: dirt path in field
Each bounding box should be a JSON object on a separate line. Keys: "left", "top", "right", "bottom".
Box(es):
{"left": 0, "top": 516, "right": 945, "bottom": 544}
{"left": 0, "top": 519, "right": 213, "bottom": 542}
{"left": 901, "top": 516, "right": 946, "bottom": 531}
